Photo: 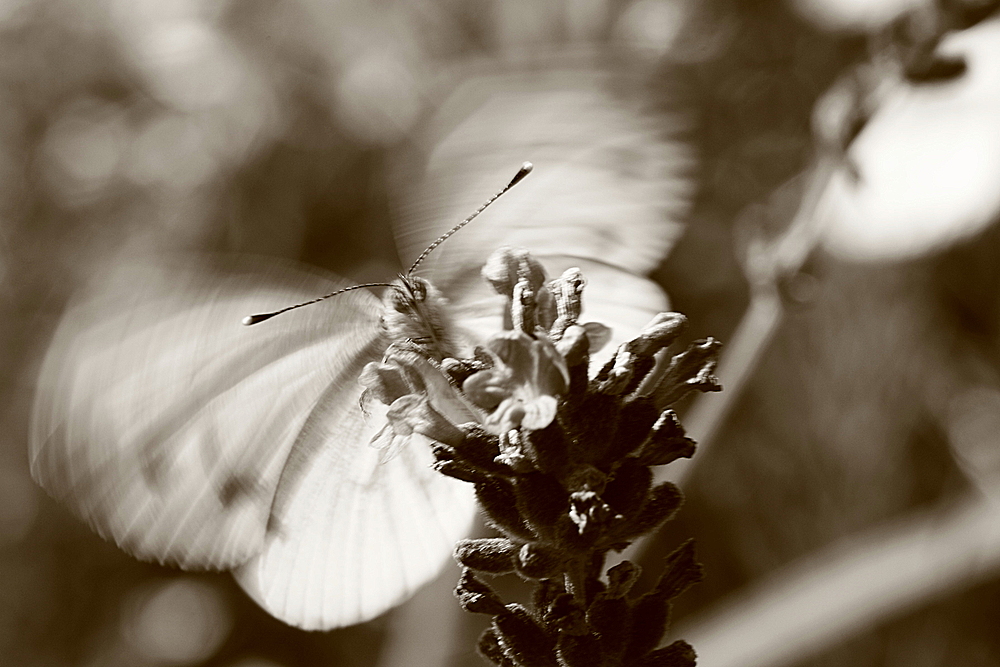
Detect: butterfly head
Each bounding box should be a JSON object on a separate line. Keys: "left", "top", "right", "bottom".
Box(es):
{"left": 394, "top": 275, "right": 430, "bottom": 307}
{"left": 381, "top": 275, "right": 456, "bottom": 360}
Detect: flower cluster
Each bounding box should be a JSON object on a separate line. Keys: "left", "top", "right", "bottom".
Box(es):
{"left": 362, "top": 247, "right": 721, "bottom": 667}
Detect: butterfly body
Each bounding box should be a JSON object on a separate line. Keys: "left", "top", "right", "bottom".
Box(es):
{"left": 380, "top": 275, "right": 460, "bottom": 363}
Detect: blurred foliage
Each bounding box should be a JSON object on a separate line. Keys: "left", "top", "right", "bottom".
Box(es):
{"left": 5, "top": 0, "right": 1000, "bottom": 666}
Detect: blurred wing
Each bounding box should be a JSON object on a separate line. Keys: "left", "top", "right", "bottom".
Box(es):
{"left": 392, "top": 66, "right": 693, "bottom": 354}
{"left": 32, "top": 254, "right": 479, "bottom": 630}
{"left": 30, "top": 256, "right": 387, "bottom": 570}
{"left": 235, "top": 395, "right": 476, "bottom": 629}
{"left": 437, "top": 256, "right": 672, "bottom": 366}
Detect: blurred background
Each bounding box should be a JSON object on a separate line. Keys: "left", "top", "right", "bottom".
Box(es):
{"left": 5, "top": 0, "right": 1000, "bottom": 665}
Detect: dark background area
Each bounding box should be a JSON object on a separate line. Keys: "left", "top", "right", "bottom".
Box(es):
{"left": 4, "top": 0, "right": 1000, "bottom": 665}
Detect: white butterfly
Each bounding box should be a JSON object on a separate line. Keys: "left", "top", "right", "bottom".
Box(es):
{"left": 29, "top": 70, "right": 692, "bottom": 631}
{"left": 30, "top": 252, "right": 476, "bottom": 627}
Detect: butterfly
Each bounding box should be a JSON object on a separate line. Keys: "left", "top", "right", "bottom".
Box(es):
{"left": 28, "top": 69, "right": 692, "bottom": 631}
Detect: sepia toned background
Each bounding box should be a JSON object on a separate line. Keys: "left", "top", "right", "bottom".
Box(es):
{"left": 3, "top": 0, "right": 1000, "bottom": 665}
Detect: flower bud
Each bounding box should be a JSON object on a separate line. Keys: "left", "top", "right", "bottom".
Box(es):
{"left": 492, "top": 604, "right": 556, "bottom": 666}
{"left": 455, "top": 538, "right": 518, "bottom": 574}
{"left": 602, "top": 459, "right": 653, "bottom": 518}
{"left": 636, "top": 410, "right": 696, "bottom": 466}
{"left": 628, "top": 312, "right": 688, "bottom": 357}
{"left": 476, "top": 478, "right": 536, "bottom": 541}
{"left": 455, "top": 569, "right": 506, "bottom": 615}
{"left": 482, "top": 246, "right": 548, "bottom": 298}
{"left": 615, "top": 482, "right": 683, "bottom": 542}
{"left": 650, "top": 338, "right": 722, "bottom": 406}
{"left": 511, "top": 277, "right": 539, "bottom": 335}
{"left": 549, "top": 268, "right": 586, "bottom": 338}
{"left": 605, "top": 561, "right": 641, "bottom": 599}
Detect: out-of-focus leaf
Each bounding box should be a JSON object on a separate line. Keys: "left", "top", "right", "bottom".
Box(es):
{"left": 820, "top": 16, "right": 1000, "bottom": 262}
{"left": 791, "top": 0, "right": 930, "bottom": 30}
{"left": 674, "top": 496, "right": 1000, "bottom": 667}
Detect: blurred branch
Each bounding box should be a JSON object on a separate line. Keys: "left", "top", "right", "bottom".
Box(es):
{"left": 672, "top": 494, "right": 1000, "bottom": 667}
{"left": 646, "top": 158, "right": 839, "bottom": 493}
{"left": 642, "top": 91, "right": 1000, "bottom": 664}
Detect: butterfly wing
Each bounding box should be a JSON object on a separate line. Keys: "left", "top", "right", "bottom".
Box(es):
{"left": 30, "top": 256, "right": 389, "bottom": 570}
{"left": 234, "top": 404, "right": 475, "bottom": 629}
{"left": 32, "top": 255, "right": 478, "bottom": 629}
{"left": 434, "top": 256, "right": 672, "bottom": 363}
{"left": 392, "top": 67, "right": 693, "bottom": 353}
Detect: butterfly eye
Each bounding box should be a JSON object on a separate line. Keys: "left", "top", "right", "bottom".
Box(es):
{"left": 409, "top": 278, "right": 428, "bottom": 303}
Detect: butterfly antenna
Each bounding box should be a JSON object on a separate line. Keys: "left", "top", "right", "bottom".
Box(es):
{"left": 242, "top": 283, "right": 397, "bottom": 325}
{"left": 407, "top": 161, "right": 533, "bottom": 276}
